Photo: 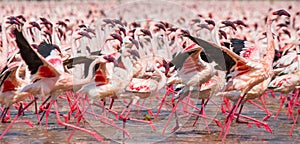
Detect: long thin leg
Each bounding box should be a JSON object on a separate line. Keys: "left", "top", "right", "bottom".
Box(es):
{"left": 247, "top": 99, "right": 272, "bottom": 121}
{"left": 53, "top": 100, "right": 103, "bottom": 142}
{"left": 220, "top": 95, "right": 244, "bottom": 142}
{"left": 192, "top": 99, "right": 208, "bottom": 126}
{"left": 162, "top": 101, "right": 180, "bottom": 135}
{"left": 290, "top": 108, "right": 299, "bottom": 136}
{"left": 259, "top": 96, "right": 272, "bottom": 121}
{"left": 0, "top": 98, "right": 37, "bottom": 139}
{"left": 235, "top": 104, "right": 248, "bottom": 123}
{"left": 1, "top": 107, "right": 9, "bottom": 123}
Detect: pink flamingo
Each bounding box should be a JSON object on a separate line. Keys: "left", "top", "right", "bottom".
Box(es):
{"left": 11, "top": 27, "right": 119, "bottom": 142}
{"left": 186, "top": 9, "right": 291, "bottom": 141}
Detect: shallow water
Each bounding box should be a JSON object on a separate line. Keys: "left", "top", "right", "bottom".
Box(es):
{"left": 0, "top": 96, "right": 299, "bottom": 144}
{"left": 1, "top": 0, "right": 300, "bottom": 143}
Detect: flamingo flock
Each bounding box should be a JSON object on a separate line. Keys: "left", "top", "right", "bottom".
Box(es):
{"left": 0, "top": 1, "right": 299, "bottom": 143}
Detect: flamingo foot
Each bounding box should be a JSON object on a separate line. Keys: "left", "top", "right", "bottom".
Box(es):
{"left": 53, "top": 101, "right": 103, "bottom": 142}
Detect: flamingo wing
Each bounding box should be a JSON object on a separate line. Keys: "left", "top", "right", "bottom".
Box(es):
{"left": 13, "top": 29, "right": 60, "bottom": 78}
{"left": 186, "top": 35, "right": 248, "bottom": 69}
{"left": 231, "top": 38, "right": 260, "bottom": 60}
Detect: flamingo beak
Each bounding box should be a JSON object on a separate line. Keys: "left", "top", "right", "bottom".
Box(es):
{"left": 219, "top": 30, "right": 227, "bottom": 39}
{"left": 141, "top": 29, "right": 152, "bottom": 38}
{"left": 29, "top": 22, "right": 41, "bottom": 31}
{"left": 222, "top": 21, "right": 237, "bottom": 31}
{"left": 78, "top": 31, "right": 92, "bottom": 39}
{"left": 205, "top": 19, "right": 216, "bottom": 27}
{"left": 103, "top": 55, "right": 116, "bottom": 62}
{"left": 154, "top": 23, "right": 166, "bottom": 31}
{"left": 110, "top": 33, "right": 123, "bottom": 43}
{"left": 233, "top": 20, "right": 248, "bottom": 27}
{"left": 272, "top": 9, "right": 291, "bottom": 17}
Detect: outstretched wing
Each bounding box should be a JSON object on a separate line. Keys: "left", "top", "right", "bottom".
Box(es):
{"left": 231, "top": 38, "right": 260, "bottom": 60}
{"left": 185, "top": 35, "right": 249, "bottom": 70}
{"left": 13, "top": 29, "right": 60, "bottom": 78}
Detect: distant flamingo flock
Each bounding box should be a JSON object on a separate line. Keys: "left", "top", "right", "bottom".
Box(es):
{"left": 0, "top": 1, "right": 299, "bottom": 142}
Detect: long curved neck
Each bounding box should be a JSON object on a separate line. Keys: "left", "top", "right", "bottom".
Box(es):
{"left": 122, "top": 56, "right": 134, "bottom": 77}
{"left": 1, "top": 20, "right": 8, "bottom": 72}
{"left": 73, "top": 58, "right": 104, "bottom": 86}
{"left": 134, "top": 28, "right": 146, "bottom": 59}
{"left": 211, "top": 21, "right": 221, "bottom": 46}
{"left": 264, "top": 15, "right": 275, "bottom": 66}
{"left": 154, "top": 66, "right": 167, "bottom": 90}
{"left": 71, "top": 38, "right": 80, "bottom": 57}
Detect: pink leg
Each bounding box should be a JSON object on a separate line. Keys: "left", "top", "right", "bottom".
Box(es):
{"left": 223, "top": 98, "right": 231, "bottom": 112}
{"left": 260, "top": 95, "right": 271, "bottom": 121}
{"left": 93, "top": 102, "right": 119, "bottom": 120}
{"left": 269, "top": 90, "right": 276, "bottom": 98}
{"left": 185, "top": 110, "right": 222, "bottom": 128}
{"left": 155, "top": 85, "right": 177, "bottom": 119}
{"left": 176, "top": 91, "right": 191, "bottom": 115}
{"left": 247, "top": 99, "right": 272, "bottom": 121}
{"left": 162, "top": 101, "right": 180, "bottom": 135}
{"left": 53, "top": 101, "right": 103, "bottom": 142}
{"left": 0, "top": 113, "right": 34, "bottom": 139}
{"left": 287, "top": 97, "right": 293, "bottom": 119}
{"left": 289, "top": 108, "right": 299, "bottom": 136}
{"left": 68, "top": 115, "right": 82, "bottom": 142}
{"left": 123, "top": 100, "right": 153, "bottom": 116}
{"left": 84, "top": 110, "right": 131, "bottom": 138}
{"left": 0, "top": 107, "right": 9, "bottom": 123}
{"left": 274, "top": 94, "right": 286, "bottom": 120}
{"left": 45, "top": 102, "right": 52, "bottom": 130}
{"left": 192, "top": 99, "right": 208, "bottom": 126}
{"left": 0, "top": 98, "right": 37, "bottom": 139}
{"left": 128, "top": 117, "right": 156, "bottom": 130}
{"left": 155, "top": 92, "right": 168, "bottom": 119}
{"left": 233, "top": 113, "right": 273, "bottom": 133}
{"left": 222, "top": 106, "right": 273, "bottom": 134}
{"left": 34, "top": 99, "right": 40, "bottom": 122}
{"left": 220, "top": 95, "right": 243, "bottom": 142}
{"left": 180, "top": 99, "right": 202, "bottom": 113}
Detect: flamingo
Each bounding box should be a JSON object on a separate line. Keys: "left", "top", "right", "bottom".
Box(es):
{"left": 268, "top": 67, "right": 300, "bottom": 136}
{"left": 162, "top": 41, "right": 220, "bottom": 134}
{"left": 0, "top": 59, "right": 36, "bottom": 139}
{"left": 12, "top": 27, "right": 119, "bottom": 142}
{"left": 186, "top": 9, "right": 291, "bottom": 141}
{"left": 0, "top": 61, "right": 31, "bottom": 120}
{"left": 118, "top": 58, "right": 167, "bottom": 137}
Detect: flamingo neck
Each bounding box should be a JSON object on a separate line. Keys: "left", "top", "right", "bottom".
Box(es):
{"left": 265, "top": 16, "right": 275, "bottom": 66}
{"left": 1, "top": 20, "right": 8, "bottom": 71}
{"left": 154, "top": 66, "right": 167, "bottom": 91}
{"left": 212, "top": 21, "right": 221, "bottom": 46}
{"left": 73, "top": 58, "right": 104, "bottom": 86}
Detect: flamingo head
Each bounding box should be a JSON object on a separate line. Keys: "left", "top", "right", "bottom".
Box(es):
{"left": 16, "top": 15, "right": 26, "bottom": 23}
{"left": 141, "top": 29, "right": 152, "bottom": 38}
{"left": 268, "top": 9, "right": 290, "bottom": 23}
{"left": 205, "top": 19, "right": 215, "bottom": 26}
{"left": 233, "top": 20, "right": 248, "bottom": 28}
{"left": 109, "top": 33, "right": 123, "bottom": 43}
{"left": 221, "top": 20, "right": 237, "bottom": 31}
{"left": 56, "top": 21, "right": 67, "bottom": 28}
{"left": 29, "top": 21, "right": 41, "bottom": 31}
{"left": 40, "top": 17, "right": 53, "bottom": 27}
{"left": 272, "top": 9, "right": 291, "bottom": 17}
{"left": 118, "top": 26, "right": 126, "bottom": 36}
{"left": 218, "top": 30, "right": 227, "bottom": 39}
{"left": 154, "top": 23, "right": 166, "bottom": 31}
{"left": 6, "top": 16, "right": 21, "bottom": 26}
{"left": 130, "top": 21, "right": 141, "bottom": 28}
